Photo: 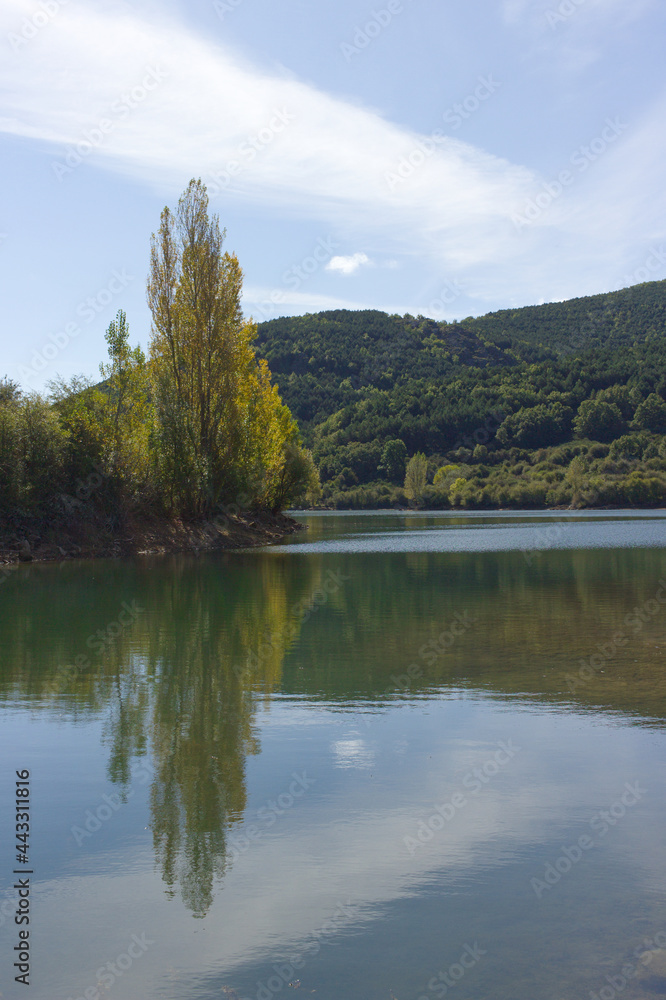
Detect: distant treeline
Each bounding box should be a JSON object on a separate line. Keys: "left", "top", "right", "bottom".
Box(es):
{"left": 254, "top": 281, "right": 666, "bottom": 508}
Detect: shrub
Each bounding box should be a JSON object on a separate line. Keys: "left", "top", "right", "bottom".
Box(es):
{"left": 433, "top": 463, "right": 460, "bottom": 489}
{"left": 609, "top": 434, "right": 648, "bottom": 461}
{"left": 619, "top": 472, "right": 665, "bottom": 506}
{"left": 546, "top": 485, "right": 569, "bottom": 506}
{"left": 449, "top": 477, "right": 468, "bottom": 507}
{"left": 0, "top": 393, "right": 68, "bottom": 517}
{"left": 633, "top": 393, "right": 666, "bottom": 433}
{"left": 573, "top": 399, "right": 625, "bottom": 442}
{"left": 509, "top": 480, "right": 548, "bottom": 507}
{"left": 497, "top": 402, "right": 573, "bottom": 449}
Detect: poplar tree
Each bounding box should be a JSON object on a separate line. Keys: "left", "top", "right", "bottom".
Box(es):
{"left": 99, "top": 310, "right": 150, "bottom": 492}
{"left": 147, "top": 179, "right": 315, "bottom": 516}
{"left": 404, "top": 452, "right": 428, "bottom": 505}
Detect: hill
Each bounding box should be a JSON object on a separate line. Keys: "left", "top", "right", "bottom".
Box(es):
{"left": 255, "top": 280, "right": 666, "bottom": 509}
{"left": 255, "top": 309, "right": 515, "bottom": 428}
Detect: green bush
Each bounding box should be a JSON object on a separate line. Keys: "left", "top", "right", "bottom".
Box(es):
{"left": 619, "top": 472, "right": 665, "bottom": 506}
{"left": 633, "top": 393, "right": 666, "bottom": 434}
{"left": 497, "top": 402, "right": 573, "bottom": 449}
{"left": 0, "top": 392, "right": 67, "bottom": 517}
{"left": 574, "top": 400, "right": 625, "bottom": 442}
{"left": 0, "top": 399, "right": 21, "bottom": 512}
{"left": 609, "top": 434, "right": 648, "bottom": 461}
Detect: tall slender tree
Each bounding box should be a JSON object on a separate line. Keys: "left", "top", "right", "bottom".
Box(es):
{"left": 404, "top": 452, "right": 428, "bottom": 505}
{"left": 99, "top": 310, "right": 150, "bottom": 493}
{"left": 147, "top": 179, "right": 315, "bottom": 515}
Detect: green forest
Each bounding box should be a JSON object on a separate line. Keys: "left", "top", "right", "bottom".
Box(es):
{"left": 0, "top": 181, "right": 319, "bottom": 541}
{"left": 255, "top": 279, "right": 666, "bottom": 508}
{"left": 3, "top": 181, "right": 666, "bottom": 532}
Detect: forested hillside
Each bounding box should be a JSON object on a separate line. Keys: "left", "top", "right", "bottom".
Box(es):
{"left": 464, "top": 279, "right": 666, "bottom": 353}
{"left": 255, "top": 280, "right": 666, "bottom": 509}
{"left": 255, "top": 310, "right": 515, "bottom": 428}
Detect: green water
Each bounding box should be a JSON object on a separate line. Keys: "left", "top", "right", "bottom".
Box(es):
{"left": 1, "top": 510, "right": 665, "bottom": 1000}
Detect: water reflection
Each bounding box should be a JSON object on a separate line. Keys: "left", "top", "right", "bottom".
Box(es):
{"left": 0, "top": 553, "right": 324, "bottom": 915}
{"left": 1, "top": 524, "right": 665, "bottom": 925}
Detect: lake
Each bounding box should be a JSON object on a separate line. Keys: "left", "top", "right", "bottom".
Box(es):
{"left": 1, "top": 510, "right": 666, "bottom": 1000}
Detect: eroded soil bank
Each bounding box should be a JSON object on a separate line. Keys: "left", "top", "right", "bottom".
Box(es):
{"left": 0, "top": 510, "right": 302, "bottom": 566}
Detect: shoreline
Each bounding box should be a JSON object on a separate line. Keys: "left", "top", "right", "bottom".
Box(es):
{"left": 0, "top": 510, "right": 303, "bottom": 566}
{"left": 298, "top": 503, "right": 666, "bottom": 513}
{"left": 3, "top": 504, "right": 661, "bottom": 566}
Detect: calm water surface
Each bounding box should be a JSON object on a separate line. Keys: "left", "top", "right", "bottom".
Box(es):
{"left": 1, "top": 510, "right": 666, "bottom": 1000}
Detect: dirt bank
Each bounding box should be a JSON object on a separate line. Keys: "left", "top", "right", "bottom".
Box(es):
{"left": 0, "top": 510, "right": 303, "bottom": 566}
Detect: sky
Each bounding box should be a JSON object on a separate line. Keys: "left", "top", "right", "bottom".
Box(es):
{"left": 1, "top": 0, "right": 665, "bottom": 392}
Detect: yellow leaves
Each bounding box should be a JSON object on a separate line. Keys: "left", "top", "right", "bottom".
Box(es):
{"left": 433, "top": 463, "right": 460, "bottom": 487}
{"left": 404, "top": 452, "right": 428, "bottom": 503}
{"left": 146, "top": 179, "right": 304, "bottom": 514}
{"left": 449, "top": 476, "right": 468, "bottom": 506}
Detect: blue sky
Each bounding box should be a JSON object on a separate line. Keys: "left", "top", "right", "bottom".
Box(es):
{"left": 1, "top": 0, "right": 665, "bottom": 391}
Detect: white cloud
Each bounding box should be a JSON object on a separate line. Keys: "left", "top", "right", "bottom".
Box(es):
{"left": 242, "top": 285, "right": 370, "bottom": 320}
{"left": 331, "top": 737, "right": 376, "bottom": 769}
{"left": 326, "top": 252, "right": 370, "bottom": 276}
{"left": 0, "top": 0, "right": 537, "bottom": 275}
{"left": 0, "top": 0, "right": 665, "bottom": 309}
